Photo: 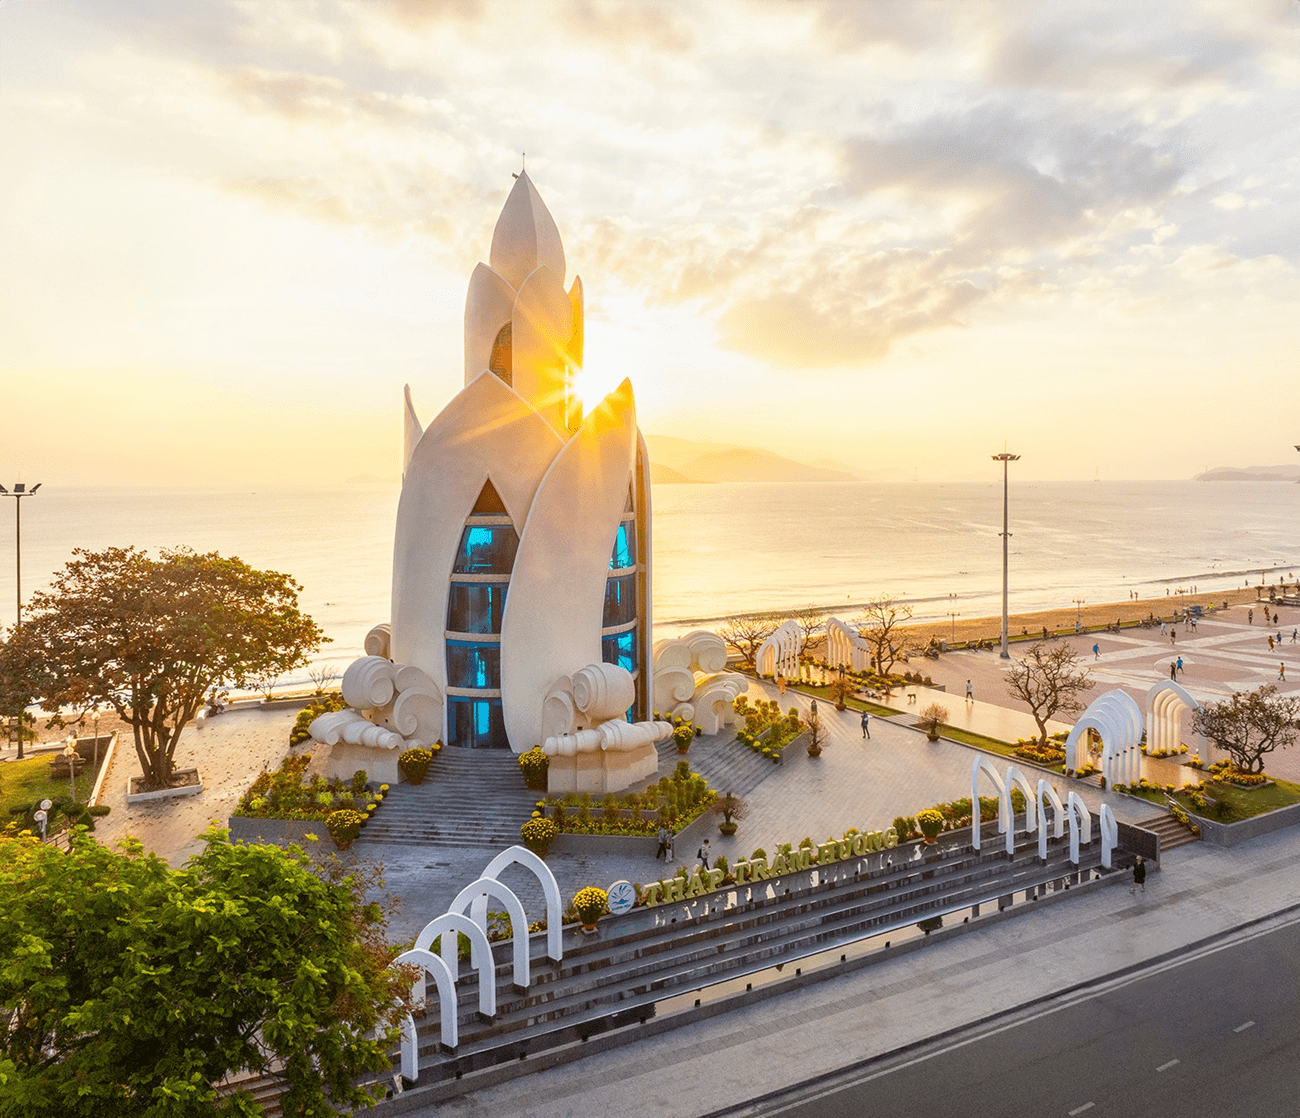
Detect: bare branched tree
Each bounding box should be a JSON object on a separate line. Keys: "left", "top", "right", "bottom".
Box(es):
{"left": 1005, "top": 643, "right": 1091, "bottom": 746}
{"left": 854, "top": 597, "right": 913, "bottom": 676}
{"left": 719, "top": 615, "right": 779, "bottom": 670}
{"left": 1191, "top": 685, "right": 1300, "bottom": 774}
{"left": 308, "top": 664, "right": 340, "bottom": 697}
{"left": 789, "top": 605, "right": 826, "bottom": 659}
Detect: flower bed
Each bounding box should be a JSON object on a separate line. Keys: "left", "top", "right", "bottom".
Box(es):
{"left": 233, "top": 753, "right": 386, "bottom": 823}
{"left": 731, "top": 696, "right": 802, "bottom": 761}
{"left": 289, "top": 694, "right": 348, "bottom": 746}
{"left": 536, "top": 760, "right": 715, "bottom": 836}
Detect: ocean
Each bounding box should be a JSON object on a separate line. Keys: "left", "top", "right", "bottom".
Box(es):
{"left": 2, "top": 481, "right": 1296, "bottom": 684}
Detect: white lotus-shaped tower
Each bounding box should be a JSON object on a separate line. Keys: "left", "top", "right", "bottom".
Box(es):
{"left": 313, "top": 172, "right": 663, "bottom": 792}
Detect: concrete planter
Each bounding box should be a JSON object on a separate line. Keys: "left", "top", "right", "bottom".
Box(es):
{"left": 1187, "top": 800, "right": 1300, "bottom": 847}
{"left": 126, "top": 768, "right": 203, "bottom": 804}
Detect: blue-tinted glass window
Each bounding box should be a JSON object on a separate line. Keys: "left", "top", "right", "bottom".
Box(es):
{"left": 603, "top": 574, "right": 637, "bottom": 628}
{"left": 453, "top": 524, "right": 519, "bottom": 574}
{"left": 446, "top": 640, "right": 501, "bottom": 689}
{"left": 609, "top": 521, "right": 636, "bottom": 570}
{"left": 447, "top": 583, "right": 508, "bottom": 633}
{"left": 447, "top": 697, "right": 508, "bottom": 749}
{"left": 601, "top": 629, "right": 638, "bottom": 673}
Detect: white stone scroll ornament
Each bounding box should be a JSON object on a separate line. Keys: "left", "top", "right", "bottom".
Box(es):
{"left": 541, "top": 662, "right": 672, "bottom": 758}
{"left": 650, "top": 629, "right": 748, "bottom": 735}
{"left": 308, "top": 624, "right": 444, "bottom": 755}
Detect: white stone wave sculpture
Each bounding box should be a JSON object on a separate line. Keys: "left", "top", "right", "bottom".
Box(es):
{"left": 308, "top": 654, "right": 446, "bottom": 784}
{"left": 650, "top": 630, "right": 749, "bottom": 734}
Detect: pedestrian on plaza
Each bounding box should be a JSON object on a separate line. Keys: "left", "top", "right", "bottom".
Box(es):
{"left": 1170, "top": 661, "right": 1177, "bottom": 680}
{"left": 1176, "top": 656, "right": 1184, "bottom": 676}
{"left": 656, "top": 824, "right": 669, "bottom": 860}
{"left": 666, "top": 830, "right": 675, "bottom": 863}
{"left": 777, "top": 674, "right": 786, "bottom": 695}
{"left": 1170, "top": 629, "right": 1177, "bottom": 644}
{"left": 1280, "top": 663, "right": 1287, "bottom": 682}
{"left": 860, "top": 710, "right": 871, "bottom": 739}
{"left": 1292, "top": 629, "right": 1298, "bottom": 643}
{"left": 1130, "top": 855, "right": 1146, "bottom": 895}
{"left": 1093, "top": 643, "right": 1100, "bottom": 660}
{"left": 1269, "top": 635, "right": 1275, "bottom": 652}
{"left": 1160, "top": 621, "right": 1167, "bottom": 635}
{"left": 697, "top": 838, "right": 711, "bottom": 870}
{"left": 1248, "top": 609, "right": 1254, "bottom": 625}
{"left": 1274, "top": 612, "right": 1280, "bottom": 625}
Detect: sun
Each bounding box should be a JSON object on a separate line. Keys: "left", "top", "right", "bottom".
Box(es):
{"left": 569, "top": 363, "right": 623, "bottom": 413}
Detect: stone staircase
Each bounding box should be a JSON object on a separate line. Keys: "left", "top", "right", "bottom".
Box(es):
{"left": 356, "top": 750, "right": 539, "bottom": 849}
{"left": 1134, "top": 811, "right": 1200, "bottom": 852}
{"left": 387, "top": 825, "right": 1127, "bottom": 1102}
{"left": 655, "top": 729, "right": 786, "bottom": 800}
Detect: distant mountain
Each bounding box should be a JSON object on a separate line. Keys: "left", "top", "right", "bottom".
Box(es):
{"left": 644, "top": 434, "right": 861, "bottom": 484}
{"left": 649, "top": 462, "right": 701, "bottom": 484}
{"left": 1194, "top": 465, "right": 1300, "bottom": 482}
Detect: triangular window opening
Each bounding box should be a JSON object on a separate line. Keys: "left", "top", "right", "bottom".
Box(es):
{"left": 472, "top": 479, "right": 509, "bottom": 516}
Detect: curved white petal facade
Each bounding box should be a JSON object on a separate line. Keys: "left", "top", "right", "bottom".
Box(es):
{"left": 312, "top": 171, "right": 655, "bottom": 782}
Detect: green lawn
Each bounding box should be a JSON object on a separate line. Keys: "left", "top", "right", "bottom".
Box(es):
{"left": 787, "top": 682, "right": 898, "bottom": 717}
{"left": 1, "top": 752, "right": 97, "bottom": 828}
{"left": 1125, "top": 776, "right": 1300, "bottom": 822}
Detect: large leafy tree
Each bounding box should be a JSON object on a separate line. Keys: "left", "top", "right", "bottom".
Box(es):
{"left": 1005, "top": 642, "right": 1091, "bottom": 746}
{"left": 17, "top": 547, "right": 325, "bottom": 790}
{"left": 1191, "top": 684, "right": 1300, "bottom": 774}
{"left": 0, "top": 827, "right": 411, "bottom": 1118}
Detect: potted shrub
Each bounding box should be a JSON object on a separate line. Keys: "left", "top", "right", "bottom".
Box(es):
{"left": 673, "top": 723, "right": 696, "bottom": 754}
{"left": 916, "top": 808, "right": 944, "bottom": 844}
{"left": 325, "top": 809, "right": 364, "bottom": 850}
{"left": 710, "top": 792, "right": 749, "bottom": 836}
{"left": 830, "top": 676, "right": 854, "bottom": 712}
{"left": 917, "top": 703, "right": 949, "bottom": 742}
{"left": 572, "top": 886, "right": 608, "bottom": 933}
{"left": 520, "top": 816, "right": 558, "bottom": 857}
{"left": 806, "top": 709, "right": 825, "bottom": 757}
{"left": 398, "top": 747, "right": 433, "bottom": 785}
{"left": 518, "top": 746, "right": 550, "bottom": 790}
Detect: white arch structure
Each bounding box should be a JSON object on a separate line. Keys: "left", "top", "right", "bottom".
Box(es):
{"left": 479, "top": 845, "right": 564, "bottom": 964}
{"left": 393, "top": 947, "right": 458, "bottom": 1064}
{"left": 412, "top": 913, "right": 496, "bottom": 1018}
{"left": 1065, "top": 791, "right": 1092, "bottom": 865}
{"left": 825, "top": 617, "right": 870, "bottom": 673}
{"left": 1064, "top": 689, "right": 1143, "bottom": 787}
{"left": 1146, "top": 680, "right": 1207, "bottom": 762}
{"left": 756, "top": 620, "right": 801, "bottom": 679}
{"left": 1099, "top": 803, "right": 1118, "bottom": 869}
{"left": 1036, "top": 779, "right": 1066, "bottom": 861}
{"left": 450, "top": 878, "right": 531, "bottom": 991}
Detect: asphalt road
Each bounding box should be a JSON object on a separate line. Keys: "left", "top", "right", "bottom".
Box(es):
{"left": 725, "top": 914, "right": 1300, "bottom": 1118}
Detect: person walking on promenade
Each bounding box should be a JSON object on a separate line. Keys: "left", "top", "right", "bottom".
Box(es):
{"left": 1170, "top": 629, "right": 1177, "bottom": 645}
{"left": 810, "top": 698, "right": 818, "bottom": 719}
{"left": 1269, "top": 635, "right": 1275, "bottom": 652}
{"left": 666, "top": 830, "right": 675, "bottom": 863}
{"left": 656, "top": 824, "right": 669, "bottom": 860}
{"left": 1093, "top": 643, "right": 1100, "bottom": 660}
{"left": 1170, "top": 661, "right": 1177, "bottom": 680}
{"left": 1248, "top": 609, "right": 1254, "bottom": 625}
{"left": 860, "top": 710, "right": 871, "bottom": 739}
{"left": 1161, "top": 621, "right": 1167, "bottom": 636}
{"left": 1280, "top": 663, "right": 1287, "bottom": 682}
{"left": 966, "top": 679, "right": 973, "bottom": 701}
{"left": 1293, "top": 629, "right": 1298, "bottom": 643}
{"left": 1131, "top": 855, "right": 1146, "bottom": 895}
{"left": 1176, "top": 656, "right": 1184, "bottom": 676}
{"left": 697, "top": 838, "right": 711, "bottom": 870}
{"left": 777, "top": 674, "right": 786, "bottom": 695}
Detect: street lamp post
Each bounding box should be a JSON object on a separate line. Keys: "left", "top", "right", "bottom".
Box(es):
{"left": 64, "top": 732, "right": 78, "bottom": 805}
{"left": 1, "top": 481, "right": 41, "bottom": 761}
{"left": 991, "top": 453, "right": 1020, "bottom": 659}
{"left": 947, "top": 592, "right": 959, "bottom": 645}
{"left": 1073, "top": 598, "right": 1086, "bottom": 629}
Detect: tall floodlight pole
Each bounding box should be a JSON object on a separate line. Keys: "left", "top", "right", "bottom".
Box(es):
{"left": 1, "top": 482, "right": 41, "bottom": 760}
{"left": 991, "top": 454, "right": 1019, "bottom": 659}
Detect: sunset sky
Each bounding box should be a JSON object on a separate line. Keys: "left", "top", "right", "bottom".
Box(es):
{"left": 3, "top": 0, "right": 1298, "bottom": 485}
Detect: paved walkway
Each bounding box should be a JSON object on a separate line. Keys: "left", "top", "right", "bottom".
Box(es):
{"left": 415, "top": 815, "right": 1300, "bottom": 1118}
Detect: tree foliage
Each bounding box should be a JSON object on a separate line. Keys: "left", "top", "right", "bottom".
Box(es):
{"left": 0, "top": 827, "right": 410, "bottom": 1118}
{"left": 1005, "top": 642, "right": 1091, "bottom": 745}
{"left": 14, "top": 547, "right": 325, "bottom": 790}
{"left": 1191, "top": 685, "right": 1300, "bottom": 774}
{"left": 719, "top": 614, "right": 778, "bottom": 670}
{"left": 854, "top": 597, "right": 913, "bottom": 676}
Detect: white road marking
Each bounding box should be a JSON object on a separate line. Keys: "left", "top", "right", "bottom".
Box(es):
{"left": 1234, "top": 1020, "right": 1255, "bottom": 1033}
{"left": 1068, "top": 1104, "right": 1095, "bottom": 1116}
{"left": 1156, "top": 1059, "right": 1179, "bottom": 1071}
